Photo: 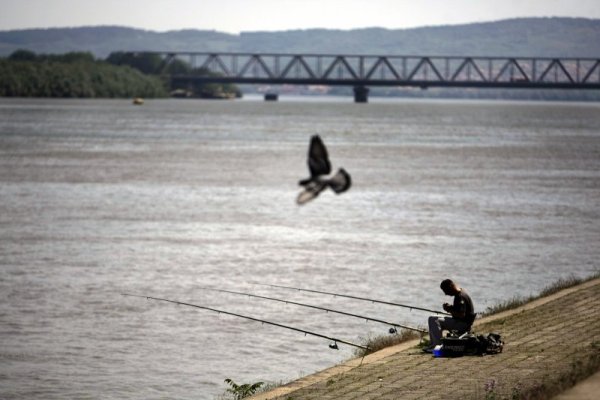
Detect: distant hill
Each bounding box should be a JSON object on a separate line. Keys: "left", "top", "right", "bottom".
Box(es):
{"left": 1, "top": 18, "right": 600, "bottom": 59}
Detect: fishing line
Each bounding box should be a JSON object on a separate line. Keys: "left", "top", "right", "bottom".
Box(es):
{"left": 197, "top": 286, "right": 427, "bottom": 334}
{"left": 257, "top": 283, "right": 450, "bottom": 315}
{"left": 122, "top": 293, "right": 370, "bottom": 351}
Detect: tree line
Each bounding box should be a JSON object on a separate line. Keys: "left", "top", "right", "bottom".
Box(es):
{"left": 106, "top": 52, "right": 242, "bottom": 99}
{"left": 0, "top": 50, "right": 240, "bottom": 99}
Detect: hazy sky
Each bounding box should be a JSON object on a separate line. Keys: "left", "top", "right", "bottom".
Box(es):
{"left": 1, "top": 0, "right": 600, "bottom": 33}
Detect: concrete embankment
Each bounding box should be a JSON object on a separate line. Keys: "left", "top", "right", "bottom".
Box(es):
{"left": 251, "top": 278, "right": 600, "bottom": 400}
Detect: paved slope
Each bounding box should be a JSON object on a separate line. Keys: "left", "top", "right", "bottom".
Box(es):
{"left": 252, "top": 278, "right": 600, "bottom": 400}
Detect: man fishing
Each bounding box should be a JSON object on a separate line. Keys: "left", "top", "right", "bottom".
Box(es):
{"left": 425, "top": 279, "right": 476, "bottom": 352}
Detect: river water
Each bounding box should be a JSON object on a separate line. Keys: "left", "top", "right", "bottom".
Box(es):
{"left": 0, "top": 96, "right": 599, "bottom": 399}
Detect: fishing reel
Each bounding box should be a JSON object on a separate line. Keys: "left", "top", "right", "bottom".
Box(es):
{"left": 389, "top": 327, "right": 397, "bottom": 334}
{"left": 329, "top": 341, "right": 339, "bottom": 350}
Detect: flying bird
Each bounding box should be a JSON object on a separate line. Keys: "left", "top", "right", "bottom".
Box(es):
{"left": 297, "top": 135, "right": 351, "bottom": 205}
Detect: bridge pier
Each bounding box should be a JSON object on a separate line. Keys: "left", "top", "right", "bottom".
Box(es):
{"left": 264, "top": 93, "right": 278, "bottom": 101}
{"left": 353, "top": 86, "right": 369, "bottom": 103}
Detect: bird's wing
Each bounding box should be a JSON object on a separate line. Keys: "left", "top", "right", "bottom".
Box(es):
{"left": 296, "top": 181, "right": 327, "bottom": 205}
{"left": 327, "top": 168, "right": 351, "bottom": 194}
{"left": 307, "top": 135, "right": 331, "bottom": 178}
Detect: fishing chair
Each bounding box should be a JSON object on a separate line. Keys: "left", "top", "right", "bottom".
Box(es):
{"left": 447, "top": 321, "right": 476, "bottom": 337}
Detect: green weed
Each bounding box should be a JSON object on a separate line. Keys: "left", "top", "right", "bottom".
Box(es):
{"left": 223, "top": 378, "right": 264, "bottom": 400}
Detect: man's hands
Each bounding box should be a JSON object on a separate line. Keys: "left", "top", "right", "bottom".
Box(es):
{"left": 443, "top": 302, "right": 452, "bottom": 312}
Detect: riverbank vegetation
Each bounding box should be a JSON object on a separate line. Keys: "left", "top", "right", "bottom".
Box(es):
{"left": 353, "top": 328, "right": 422, "bottom": 358}
{"left": 0, "top": 50, "right": 241, "bottom": 99}
{"left": 0, "top": 50, "right": 167, "bottom": 98}
{"left": 480, "top": 271, "right": 600, "bottom": 317}
{"left": 106, "top": 51, "right": 242, "bottom": 99}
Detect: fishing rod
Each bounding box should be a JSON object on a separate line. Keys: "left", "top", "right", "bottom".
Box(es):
{"left": 197, "top": 286, "right": 427, "bottom": 334}
{"left": 257, "top": 283, "right": 450, "bottom": 316}
{"left": 122, "top": 293, "right": 369, "bottom": 351}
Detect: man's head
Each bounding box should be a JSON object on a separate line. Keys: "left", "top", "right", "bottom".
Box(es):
{"left": 440, "top": 279, "right": 460, "bottom": 296}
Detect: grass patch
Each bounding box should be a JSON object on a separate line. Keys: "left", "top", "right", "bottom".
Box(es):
{"left": 353, "top": 328, "right": 423, "bottom": 358}
{"left": 253, "top": 381, "right": 286, "bottom": 395}
{"left": 480, "top": 272, "right": 600, "bottom": 317}
{"left": 215, "top": 380, "right": 287, "bottom": 400}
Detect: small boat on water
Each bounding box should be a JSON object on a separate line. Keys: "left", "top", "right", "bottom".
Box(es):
{"left": 132, "top": 97, "right": 144, "bottom": 105}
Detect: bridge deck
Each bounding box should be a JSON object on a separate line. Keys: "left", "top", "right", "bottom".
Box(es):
{"left": 138, "top": 51, "right": 600, "bottom": 89}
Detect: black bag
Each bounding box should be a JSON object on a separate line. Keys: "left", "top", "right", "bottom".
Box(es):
{"left": 440, "top": 332, "right": 504, "bottom": 357}
{"left": 441, "top": 333, "right": 481, "bottom": 356}
{"left": 481, "top": 332, "right": 504, "bottom": 354}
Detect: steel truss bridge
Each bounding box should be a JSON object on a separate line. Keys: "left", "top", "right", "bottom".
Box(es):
{"left": 136, "top": 51, "right": 600, "bottom": 102}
